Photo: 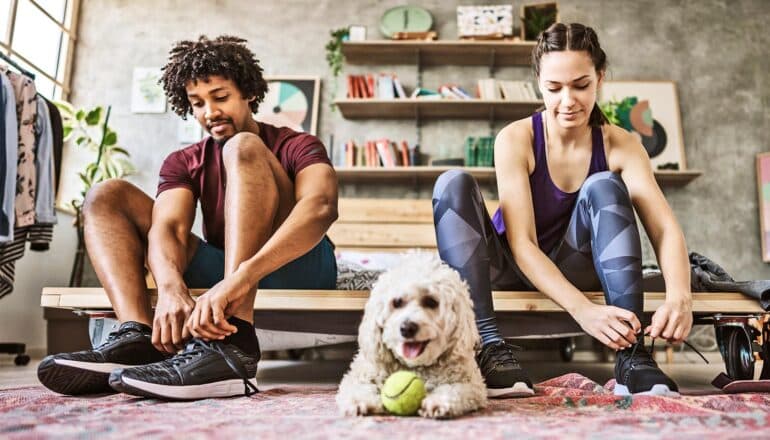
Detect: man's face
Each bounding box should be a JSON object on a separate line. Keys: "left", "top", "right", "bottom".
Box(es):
{"left": 186, "top": 75, "right": 256, "bottom": 143}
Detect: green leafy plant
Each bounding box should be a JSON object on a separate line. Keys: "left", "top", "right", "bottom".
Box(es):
{"left": 54, "top": 101, "right": 135, "bottom": 213}
{"left": 325, "top": 27, "right": 349, "bottom": 109}
{"left": 523, "top": 5, "right": 558, "bottom": 40}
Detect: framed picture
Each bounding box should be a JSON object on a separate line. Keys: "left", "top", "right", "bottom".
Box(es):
{"left": 757, "top": 153, "right": 770, "bottom": 262}
{"left": 254, "top": 76, "right": 320, "bottom": 135}
{"left": 456, "top": 5, "right": 514, "bottom": 38}
{"left": 600, "top": 81, "right": 687, "bottom": 170}
{"left": 130, "top": 67, "right": 166, "bottom": 113}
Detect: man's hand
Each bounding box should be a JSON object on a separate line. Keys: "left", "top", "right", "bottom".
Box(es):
{"left": 572, "top": 302, "right": 641, "bottom": 350}
{"left": 152, "top": 285, "right": 196, "bottom": 353}
{"left": 647, "top": 297, "right": 693, "bottom": 344}
{"left": 187, "top": 273, "right": 250, "bottom": 340}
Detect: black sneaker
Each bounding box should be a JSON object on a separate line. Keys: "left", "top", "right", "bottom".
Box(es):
{"left": 614, "top": 338, "right": 679, "bottom": 396}
{"left": 37, "top": 321, "right": 168, "bottom": 395}
{"left": 477, "top": 340, "right": 534, "bottom": 398}
{"left": 108, "top": 338, "right": 260, "bottom": 400}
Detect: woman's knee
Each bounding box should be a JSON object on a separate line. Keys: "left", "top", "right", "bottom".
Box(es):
{"left": 581, "top": 171, "right": 632, "bottom": 207}
{"left": 433, "top": 170, "right": 479, "bottom": 206}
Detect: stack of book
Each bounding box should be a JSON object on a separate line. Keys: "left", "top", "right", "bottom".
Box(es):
{"left": 477, "top": 79, "right": 539, "bottom": 101}
{"left": 465, "top": 136, "right": 495, "bottom": 167}
{"left": 332, "top": 138, "right": 415, "bottom": 168}
{"left": 346, "top": 74, "right": 407, "bottom": 99}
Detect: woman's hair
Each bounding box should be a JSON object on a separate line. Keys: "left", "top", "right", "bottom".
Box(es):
{"left": 532, "top": 23, "right": 609, "bottom": 126}
{"left": 160, "top": 35, "right": 268, "bottom": 118}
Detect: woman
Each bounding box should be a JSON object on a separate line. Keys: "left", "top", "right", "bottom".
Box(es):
{"left": 432, "top": 23, "right": 692, "bottom": 398}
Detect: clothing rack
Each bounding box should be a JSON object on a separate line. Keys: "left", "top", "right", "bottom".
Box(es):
{"left": 0, "top": 51, "right": 35, "bottom": 79}
{"left": 0, "top": 54, "right": 32, "bottom": 365}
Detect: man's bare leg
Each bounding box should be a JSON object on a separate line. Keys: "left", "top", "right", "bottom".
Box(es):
{"left": 221, "top": 132, "right": 295, "bottom": 322}
{"left": 82, "top": 180, "right": 177, "bottom": 325}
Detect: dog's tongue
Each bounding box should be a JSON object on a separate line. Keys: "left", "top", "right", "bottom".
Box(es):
{"left": 403, "top": 342, "right": 426, "bottom": 359}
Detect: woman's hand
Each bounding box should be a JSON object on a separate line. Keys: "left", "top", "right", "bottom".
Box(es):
{"left": 647, "top": 297, "right": 693, "bottom": 344}
{"left": 573, "top": 302, "right": 641, "bottom": 350}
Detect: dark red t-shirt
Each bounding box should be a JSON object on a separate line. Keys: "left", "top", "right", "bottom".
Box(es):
{"left": 156, "top": 122, "right": 332, "bottom": 249}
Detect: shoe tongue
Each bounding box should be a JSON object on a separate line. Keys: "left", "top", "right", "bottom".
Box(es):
{"left": 403, "top": 341, "right": 425, "bottom": 359}
{"left": 119, "top": 321, "right": 152, "bottom": 335}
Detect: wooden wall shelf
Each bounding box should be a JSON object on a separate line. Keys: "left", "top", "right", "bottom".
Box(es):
{"left": 341, "top": 40, "right": 536, "bottom": 66}
{"left": 335, "top": 166, "right": 702, "bottom": 187}
{"left": 334, "top": 99, "right": 542, "bottom": 121}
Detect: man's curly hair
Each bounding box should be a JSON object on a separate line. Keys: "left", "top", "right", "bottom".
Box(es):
{"left": 160, "top": 35, "right": 268, "bottom": 118}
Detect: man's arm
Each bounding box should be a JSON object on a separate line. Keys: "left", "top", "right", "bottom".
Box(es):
{"left": 147, "top": 188, "right": 198, "bottom": 352}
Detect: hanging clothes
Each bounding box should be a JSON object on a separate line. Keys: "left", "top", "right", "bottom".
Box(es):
{"left": 0, "top": 73, "right": 17, "bottom": 242}
{"left": 45, "top": 99, "right": 63, "bottom": 193}
{"left": 0, "top": 66, "right": 37, "bottom": 228}
{"left": 28, "top": 95, "right": 56, "bottom": 251}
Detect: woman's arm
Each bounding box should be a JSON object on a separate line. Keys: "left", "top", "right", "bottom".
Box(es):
{"left": 609, "top": 125, "right": 692, "bottom": 343}
{"left": 495, "top": 121, "right": 640, "bottom": 350}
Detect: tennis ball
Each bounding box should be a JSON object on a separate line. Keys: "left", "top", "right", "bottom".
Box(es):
{"left": 380, "top": 370, "right": 426, "bottom": 416}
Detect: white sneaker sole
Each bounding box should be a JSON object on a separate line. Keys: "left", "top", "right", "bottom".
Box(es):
{"left": 55, "top": 359, "right": 132, "bottom": 373}
{"left": 613, "top": 384, "right": 680, "bottom": 397}
{"left": 121, "top": 376, "right": 258, "bottom": 400}
{"left": 487, "top": 381, "right": 535, "bottom": 398}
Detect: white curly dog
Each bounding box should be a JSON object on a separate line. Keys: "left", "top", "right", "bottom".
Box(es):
{"left": 336, "top": 252, "right": 487, "bottom": 418}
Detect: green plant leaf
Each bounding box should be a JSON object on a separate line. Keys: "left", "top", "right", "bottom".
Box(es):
{"left": 85, "top": 107, "right": 102, "bottom": 126}
{"left": 62, "top": 126, "right": 73, "bottom": 140}
{"left": 103, "top": 130, "right": 117, "bottom": 146}
{"left": 75, "top": 109, "right": 85, "bottom": 121}
{"left": 75, "top": 136, "right": 87, "bottom": 146}
{"left": 110, "top": 146, "right": 130, "bottom": 157}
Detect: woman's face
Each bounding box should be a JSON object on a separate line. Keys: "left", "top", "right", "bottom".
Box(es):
{"left": 537, "top": 50, "right": 603, "bottom": 129}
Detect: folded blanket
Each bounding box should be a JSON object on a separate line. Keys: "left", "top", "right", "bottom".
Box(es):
{"left": 644, "top": 252, "right": 770, "bottom": 311}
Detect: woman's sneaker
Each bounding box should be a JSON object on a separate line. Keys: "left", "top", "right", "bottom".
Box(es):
{"left": 37, "top": 321, "right": 168, "bottom": 395}
{"left": 108, "top": 337, "right": 260, "bottom": 400}
{"left": 476, "top": 340, "right": 534, "bottom": 398}
{"left": 614, "top": 339, "right": 679, "bottom": 396}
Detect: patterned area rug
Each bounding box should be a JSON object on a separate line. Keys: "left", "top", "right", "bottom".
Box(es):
{"left": 2, "top": 373, "right": 769, "bottom": 439}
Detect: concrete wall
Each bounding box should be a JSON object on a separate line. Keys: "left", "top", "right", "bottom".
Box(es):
{"left": 2, "top": 0, "right": 767, "bottom": 353}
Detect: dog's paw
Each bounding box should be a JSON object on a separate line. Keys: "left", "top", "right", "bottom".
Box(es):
{"left": 418, "top": 394, "right": 454, "bottom": 419}
{"left": 337, "top": 393, "right": 385, "bottom": 416}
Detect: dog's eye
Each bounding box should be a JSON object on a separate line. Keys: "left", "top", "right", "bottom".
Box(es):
{"left": 421, "top": 296, "right": 439, "bottom": 309}
{"left": 391, "top": 298, "right": 404, "bottom": 309}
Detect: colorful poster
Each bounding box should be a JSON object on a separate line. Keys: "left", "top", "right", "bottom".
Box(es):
{"left": 758, "top": 153, "right": 770, "bottom": 262}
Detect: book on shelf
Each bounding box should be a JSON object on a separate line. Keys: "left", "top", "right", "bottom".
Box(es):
{"left": 477, "top": 78, "right": 500, "bottom": 99}
{"left": 438, "top": 84, "right": 472, "bottom": 100}
{"left": 345, "top": 73, "right": 408, "bottom": 100}
{"left": 334, "top": 138, "right": 416, "bottom": 168}
{"left": 498, "top": 80, "right": 538, "bottom": 101}
{"left": 410, "top": 87, "right": 442, "bottom": 99}
{"left": 464, "top": 136, "right": 495, "bottom": 167}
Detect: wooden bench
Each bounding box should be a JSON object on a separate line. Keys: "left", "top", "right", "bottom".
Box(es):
{"left": 41, "top": 198, "right": 766, "bottom": 372}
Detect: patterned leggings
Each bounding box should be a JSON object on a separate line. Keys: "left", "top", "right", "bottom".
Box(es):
{"left": 432, "top": 170, "right": 643, "bottom": 342}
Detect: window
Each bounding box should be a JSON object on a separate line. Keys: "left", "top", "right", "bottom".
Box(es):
{"left": 0, "top": 0, "right": 79, "bottom": 100}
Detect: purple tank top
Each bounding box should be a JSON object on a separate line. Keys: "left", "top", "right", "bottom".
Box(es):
{"left": 492, "top": 111, "right": 608, "bottom": 253}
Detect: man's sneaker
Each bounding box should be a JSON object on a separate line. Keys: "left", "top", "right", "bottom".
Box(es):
{"left": 37, "top": 321, "right": 168, "bottom": 395}
{"left": 477, "top": 340, "right": 534, "bottom": 398}
{"left": 614, "top": 338, "right": 679, "bottom": 396}
{"left": 108, "top": 338, "right": 260, "bottom": 400}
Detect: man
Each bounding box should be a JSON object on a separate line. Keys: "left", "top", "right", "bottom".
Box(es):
{"left": 38, "top": 35, "right": 338, "bottom": 400}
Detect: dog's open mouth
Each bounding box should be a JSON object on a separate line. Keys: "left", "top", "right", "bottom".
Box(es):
{"left": 402, "top": 340, "right": 429, "bottom": 359}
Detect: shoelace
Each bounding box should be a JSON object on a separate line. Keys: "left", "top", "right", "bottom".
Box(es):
{"left": 621, "top": 333, "right": 709, "bottom": 383}
{"left": 478, "top": 341, "right": 523, "bottom": 370}
{"left": 171, "top": 338, "right": 258, "bottom": 396}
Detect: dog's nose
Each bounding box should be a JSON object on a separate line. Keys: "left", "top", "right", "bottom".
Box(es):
{"left": 400, "top": 320, "right": 419, "bottom": 338}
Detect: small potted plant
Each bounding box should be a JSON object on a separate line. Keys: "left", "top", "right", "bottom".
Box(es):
{"left": 55, "top": 101, "right": 135, "bottom": 286}
{"left": 325, "top": 27, "right": 349, "bottom": 108}
{"left": 520, "top": 2, "right": 559, "bottom": 41}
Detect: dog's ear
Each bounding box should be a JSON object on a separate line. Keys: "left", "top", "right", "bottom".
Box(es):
{"left": 444, "top": 274, "right": 480, "bottom": 356}
{"left": 357, "top": 281, "right": 393, "bottom": 363}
